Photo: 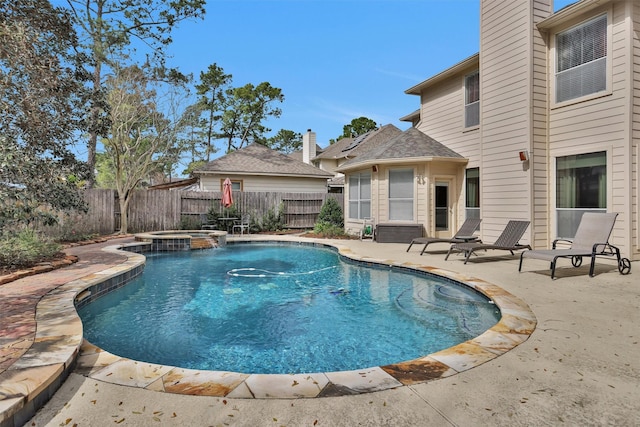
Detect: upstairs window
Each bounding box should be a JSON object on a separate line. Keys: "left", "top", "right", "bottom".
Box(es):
{"left": 556, "top": 14, "right": 607, "bottom": 103}
{"left": 465, "top": 71, "right": 480, "bottom": 128}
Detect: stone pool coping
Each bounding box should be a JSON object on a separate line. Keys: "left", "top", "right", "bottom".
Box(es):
{"left": 1, "top": 237, "right": 536, "bottom": 424}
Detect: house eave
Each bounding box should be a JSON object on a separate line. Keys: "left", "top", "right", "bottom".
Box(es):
{"left": 537, "top": 0, "right": 611, "bottom": 31}
{"left": 194, "top": 170, "right": 333, "bottom": 179}
{"left": 405, "top": 53, "right": 479, "bottom": 95}
{"left": 335, "top": 157, "right": 468, "bottom": 173}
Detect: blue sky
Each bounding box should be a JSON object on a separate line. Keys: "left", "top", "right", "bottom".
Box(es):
{"left": 163, "top": 0, "right": 576, "bottom": 155}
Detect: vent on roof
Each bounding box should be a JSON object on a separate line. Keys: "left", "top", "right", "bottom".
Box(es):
{"left": 342, "top": 131, "right": 372, "bottom": 152}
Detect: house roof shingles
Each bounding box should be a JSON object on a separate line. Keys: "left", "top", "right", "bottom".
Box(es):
{"left": 195, "top": 143, "right": 333, "bottom": 178}
{"left": 337, "top": 127, "right": 465, "bottom": 171}
{"left": 312, "top": 124, "right": 403, "bottom": 161}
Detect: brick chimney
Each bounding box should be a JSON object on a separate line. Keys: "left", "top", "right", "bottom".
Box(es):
{"left": 302, "top": 129, "right": 316, "bottom": 164}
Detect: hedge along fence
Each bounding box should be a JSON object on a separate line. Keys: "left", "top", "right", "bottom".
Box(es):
{"left": 46, "top": 189, "right": 344, "bottom": 236}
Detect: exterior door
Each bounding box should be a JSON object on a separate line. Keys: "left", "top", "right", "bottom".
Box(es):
{"left": 435, "top": 181, "right": 452, "bottom": 238}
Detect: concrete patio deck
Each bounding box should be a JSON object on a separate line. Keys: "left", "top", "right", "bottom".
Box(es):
{"left": 1, "top": 235, "right": 638, "bottom": 426}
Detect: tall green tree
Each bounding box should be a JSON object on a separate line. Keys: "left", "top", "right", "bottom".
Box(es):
{"left": 219, "top": 82, "right": 284, "bottom": 152}
{"left": 102, "top": 64, "right": 187, "bottom": 233}
{"left": 266, "top": 129, "right": 303, "bottom": 154}
{"left": 331, "top": 116, "right": 379, "bottom": 144}
{"left": 175, "top": 103, "right": 208, "bottom": 175}
{"left": 195, "top": 63, "right": 232, "bottom": 161}
{"left": 0, "top": 0, "right": 90, "bottom": 230}
{"left": 63, "top": 0, "right": 206, "bottom": 186}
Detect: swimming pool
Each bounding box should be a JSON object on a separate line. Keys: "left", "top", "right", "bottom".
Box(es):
{"left": 78, "top": 242, "right": 500, "bottom": 374}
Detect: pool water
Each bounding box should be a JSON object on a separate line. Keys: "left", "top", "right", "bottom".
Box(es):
{"left": 79, "top": 243, "right": 500, "bottom": 374}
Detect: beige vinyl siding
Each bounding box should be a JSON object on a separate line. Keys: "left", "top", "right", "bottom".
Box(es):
{"left": 548, "top": 2, "right": 635, "bottom": 258}
{"left": 633, "top": 1, "right": 640, "bottom": 254}
{"left": 480, "top": 0, "right": 536, "bottom": 243}
{"left": 531, "top": 1, "right": 551, "bottom": 249}
{"left": 416, "top": 67, "right": 480, "bottom": 229}
{"left": 200, "top": 175, "right": 328, "bottom": 193}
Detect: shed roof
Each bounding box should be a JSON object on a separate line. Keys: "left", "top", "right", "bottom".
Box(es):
{"left": 194, "top": 143, "right": 333, "bottom": 178}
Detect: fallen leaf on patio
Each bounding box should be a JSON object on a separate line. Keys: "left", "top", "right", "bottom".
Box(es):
{"left": 115, "top": 418, "right": 125, "bottom": 424}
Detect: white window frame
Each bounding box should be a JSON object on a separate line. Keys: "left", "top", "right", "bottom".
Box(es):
{"left": 348, "top": 171, "right": 371, "bottom": 220}
{"left": 464, "top": 71, "right": 480, "bottom": 128}
{"left": 388, "top": 168, "right": 414, "bottom": 221}
{"left": 465, "top": 167, "right": 480, "bottom": 221}
{"left": 551, "top": 11, "right": 612, "bottom": 108}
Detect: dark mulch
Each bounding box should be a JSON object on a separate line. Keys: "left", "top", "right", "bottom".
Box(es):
{"left": 0, "top": 251, "right": 67, "bottom": 276}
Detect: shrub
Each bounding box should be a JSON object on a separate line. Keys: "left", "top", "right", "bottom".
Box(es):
{"left": 259, "top": 204, "right": 285, "bottom": 232}
{"left": 0, "top": 228, "right": 62, "bottom": 269}
{"left": 206, "top": 205, "right": 239, "bottom": 230}
{"left": 179, "top": 215, "right": 202, "bottom": 230}
{"left": 38, "top": 212, "right": 98, "bottom": 243}
{"left": 317, "top": 197, "right": 343, "bottom": 228}
{"left": 313, "top": 221, "right": 346, "bottom": 238}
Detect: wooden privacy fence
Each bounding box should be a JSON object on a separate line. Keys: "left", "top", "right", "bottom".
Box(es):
{"left": 79, "top": 189, "right": 343, "bottom": 233}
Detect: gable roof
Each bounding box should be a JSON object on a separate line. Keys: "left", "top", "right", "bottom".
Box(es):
{"left": 405, "top": 53, "right": 479, "bottom": 96}
{"left": 194, "top": 143, "right": 333, "bottom": 178}
{"left": 336, "top": 127, "right": 466, "bottom": 172}
{"left": 313, "top": 124, "right": 403, "bottom": 161}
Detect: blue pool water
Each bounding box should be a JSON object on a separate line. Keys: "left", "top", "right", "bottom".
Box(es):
{"left": 78, "top": 243, "right": 500, "bottom": 374}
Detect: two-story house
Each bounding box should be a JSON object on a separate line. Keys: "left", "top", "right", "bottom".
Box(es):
{"left": 338, "top": 0, "right": 638, "bottom": 262}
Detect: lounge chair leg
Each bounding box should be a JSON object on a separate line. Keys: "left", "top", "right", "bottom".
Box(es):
{"left": 518, "top": 253, "right": 524, "bottom": 272}
{"left": 464, "top": 250, "right": 472, "bottom": 264}
{"left": 406, "top": 242, "right": 413, "bottom": 252}
{"left": 445, "top": 247, "right": 453, "bottom": 260}
{"left": 420, "top": 243, "right": 429, "bottom": 255}
{"left": 589, "top": 256, "right": 596, "bottom": 277}
{"left": 550, "top": 260, "right": 556, "bottom": 279}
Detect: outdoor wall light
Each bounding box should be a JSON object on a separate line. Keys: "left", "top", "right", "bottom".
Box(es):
{"left": 372, "top": 164, "right": 378, "bottom": 173}
{"left": 519, "top": 150, "right": 529, "bottom": 161}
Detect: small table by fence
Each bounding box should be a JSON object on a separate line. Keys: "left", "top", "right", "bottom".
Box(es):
{"left": 219, "top": 217, "right": 238, "bottom": 234}
{"left": 201, "top": 217, "right": 237, "bottom": 233}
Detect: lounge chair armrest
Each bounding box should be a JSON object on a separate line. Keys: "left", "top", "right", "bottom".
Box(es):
{"left": 591, "top": 242, "right": 609, "bottom": 254}
{"left": 552, "top": 238, "right": 573, "bottom": 249}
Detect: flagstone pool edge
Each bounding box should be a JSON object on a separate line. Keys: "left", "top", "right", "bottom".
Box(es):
{"left": 0, "top": 237, "right": 536, "bottom": 426}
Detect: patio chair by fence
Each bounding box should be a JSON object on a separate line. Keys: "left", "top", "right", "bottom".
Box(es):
{"left": 446, "top": 220, "right": 531, "bottom": 264}
{"left": 519, "top": 212, "right": 631, "bottom": 279}
{"left": 233, "top": 214, "right": 251, "bottom": 235}
{"left": 406, "top": 218, "right": 482, "bottom": 255}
